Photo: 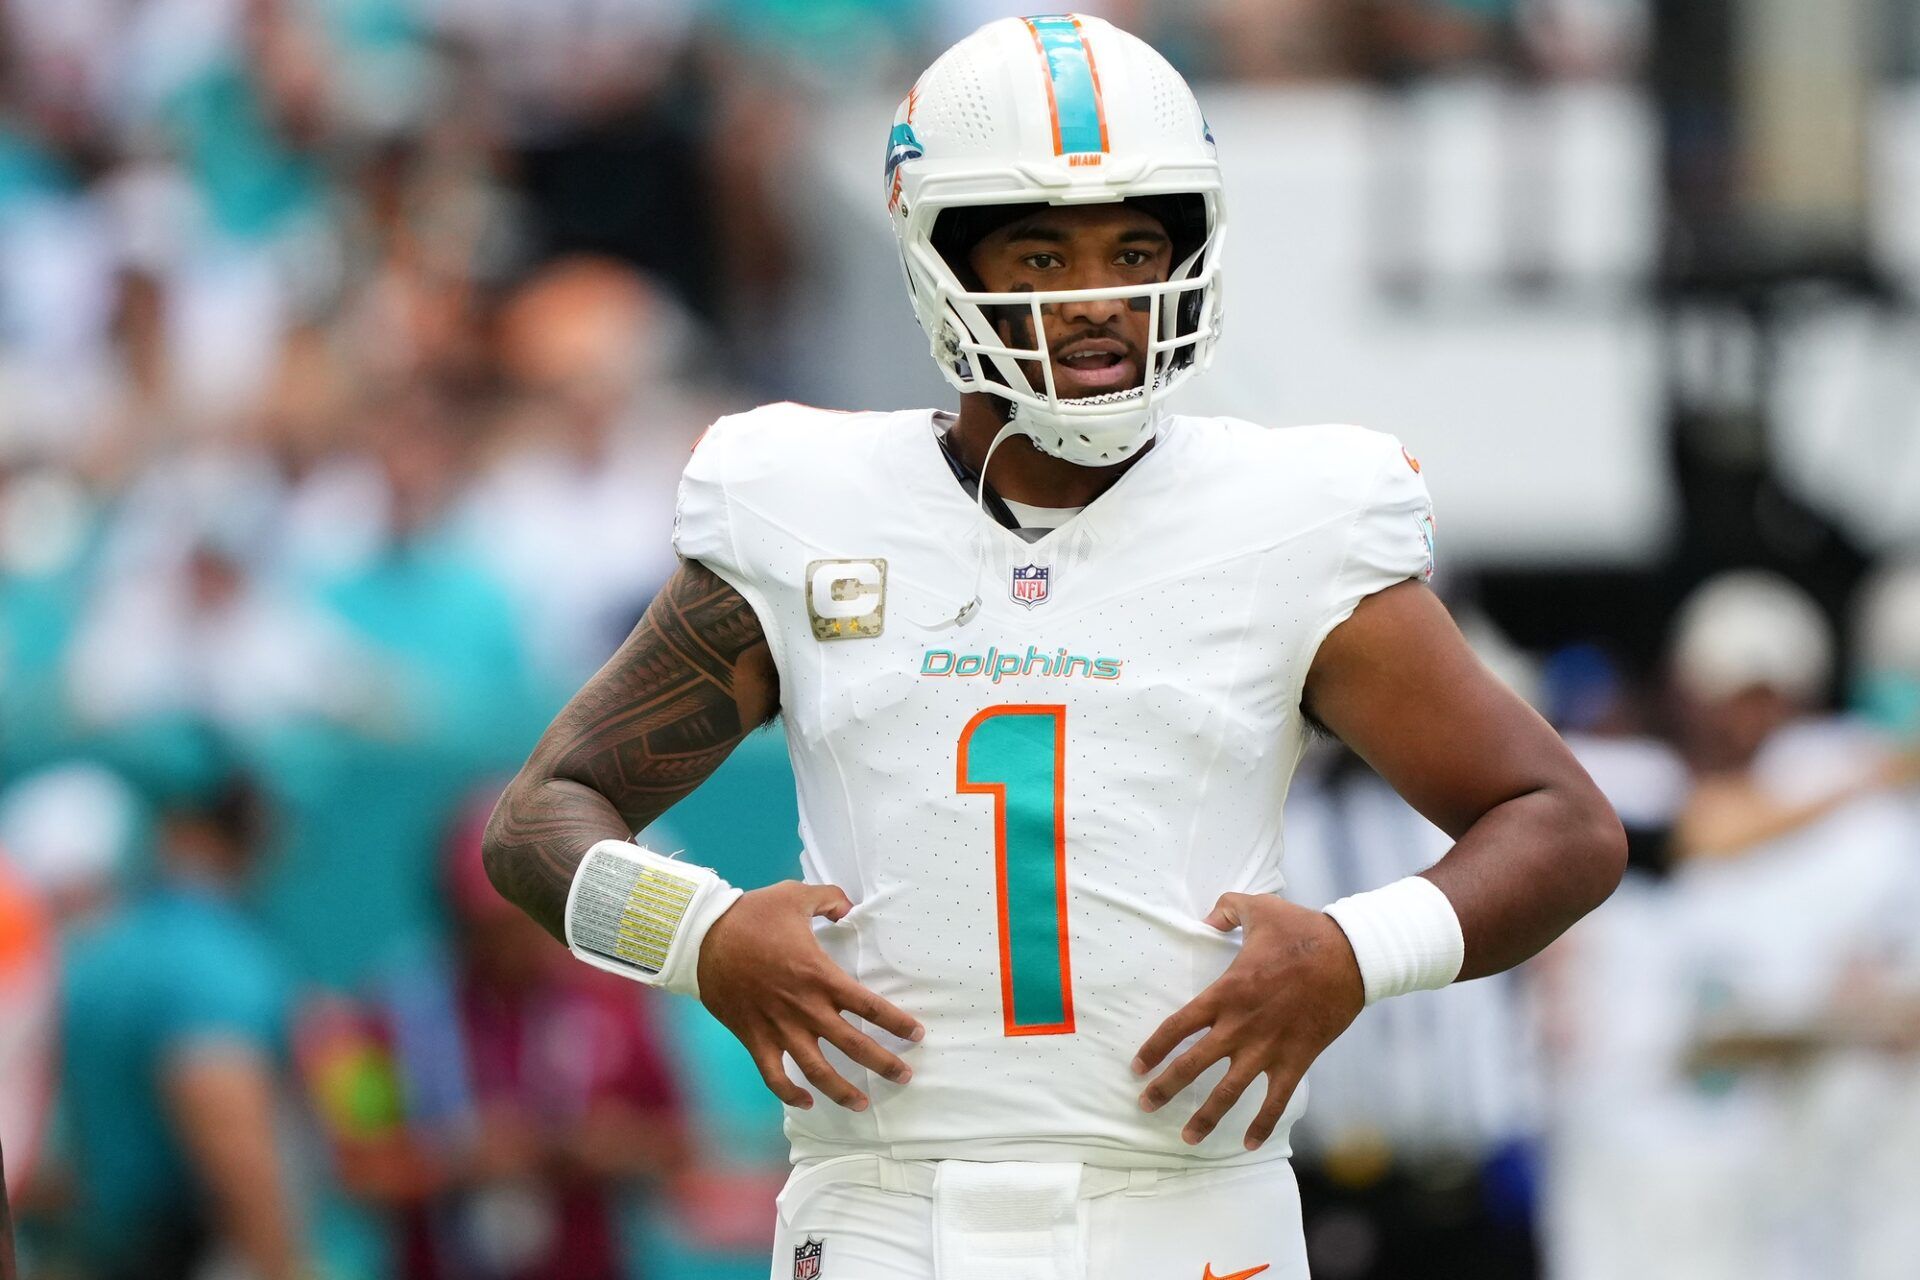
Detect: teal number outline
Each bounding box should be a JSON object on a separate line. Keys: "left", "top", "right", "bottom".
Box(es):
{"left": 956, "top": 704, "right": 1076, "bottom": 1036}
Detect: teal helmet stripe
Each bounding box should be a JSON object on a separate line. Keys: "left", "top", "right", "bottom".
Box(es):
{"left": 1025, "top": 16, "right": 1107, "bottom": 156}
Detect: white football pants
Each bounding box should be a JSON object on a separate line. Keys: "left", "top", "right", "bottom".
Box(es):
{"left": 770, "top": 1153, "right": 1309, "bottom": 1280}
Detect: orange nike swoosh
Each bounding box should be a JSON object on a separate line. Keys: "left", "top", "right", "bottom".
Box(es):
{"left": 1203, "top": 1266, "right": 1269, "bottom": 1280}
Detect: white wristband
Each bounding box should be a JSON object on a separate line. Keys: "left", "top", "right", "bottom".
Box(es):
{"left": 564, "top": 839, "right": 743, "bottom": 999}
{"left": 1322, "top": 875, "right": 1465, "bottom": 1006}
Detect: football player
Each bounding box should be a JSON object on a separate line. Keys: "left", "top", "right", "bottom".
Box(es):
{"left": 484, "top": 15, "right": 1624, "bottom": 1278}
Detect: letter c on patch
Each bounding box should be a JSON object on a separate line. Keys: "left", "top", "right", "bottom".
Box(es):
{"left": 809, "top": 560, "right": 883, "bottom": 619}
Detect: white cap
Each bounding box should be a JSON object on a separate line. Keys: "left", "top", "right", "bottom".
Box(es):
{"left": 1670, "top": 570, "right": 1833, "bottom": 703}
{"left": 1853, "top": 558, "right": 1920, "bottom": 677}
{"left": 0, "top": 764, "right": 138, "bottom": 897}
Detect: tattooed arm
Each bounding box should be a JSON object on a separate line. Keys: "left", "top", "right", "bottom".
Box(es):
{"left": 483, "top": 558, "right": 776, "bottom": 937}
{"left": 484, "top": 559, "right": 921, "bottom": 1111}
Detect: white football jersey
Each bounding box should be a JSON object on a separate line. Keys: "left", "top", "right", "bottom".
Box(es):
{"left": 673, "top": 403, "right": 1435, "bottom": 1169}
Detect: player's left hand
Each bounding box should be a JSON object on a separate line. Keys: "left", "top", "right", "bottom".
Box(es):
{"left": 1132, "top": 893, "right": 1365, "bottom": 1150}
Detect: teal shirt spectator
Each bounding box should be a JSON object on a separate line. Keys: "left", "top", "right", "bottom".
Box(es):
{"left": 715, "top": 0, "right": 933, "bottom": 79}
{"left": 0, "top": 493, "right": 100, "bottom": 779}
{"left": 249, "top": 536, "right": 546, "bottom": 990}
{"left": 164, "top": 62, "right": 324, "bottom": 243}
{"left": 643, "top": 726, "right": 803, "bottom": 1161}
{"left": 59, "top": 879, "right": 291, "bottom": 1268}
{"left": 0, "top": 565, "right": 86, "bottom": 776}
{"left": 0, "top": 125, "right": 68, "bottom": 213}
{"left": 635, "top": 729, "right": 802, "bottom": 1280}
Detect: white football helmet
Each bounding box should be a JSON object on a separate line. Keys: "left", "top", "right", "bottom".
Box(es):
{"left": 887, "top": 14, "right": 1225, "bottom": 467}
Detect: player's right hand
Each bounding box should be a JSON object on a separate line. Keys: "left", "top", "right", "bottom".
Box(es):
{"left": 696, "top": 881, "right": 924, "bottom": 1112}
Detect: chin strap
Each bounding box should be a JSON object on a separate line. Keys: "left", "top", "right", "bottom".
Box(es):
{"left": 916, "top": 419, "right": 1025, "bottom": 630}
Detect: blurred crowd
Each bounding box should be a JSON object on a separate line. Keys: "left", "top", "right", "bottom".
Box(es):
{"left": 1285, "top": 566, "right": 1920, "bottom": 1280}
{"left": 2, "top": 0, "right": 1914, "bottom": 1279}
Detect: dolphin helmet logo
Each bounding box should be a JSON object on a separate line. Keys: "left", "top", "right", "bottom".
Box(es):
{"left": 884, "top": 122, "right": 924, "bottom": 207}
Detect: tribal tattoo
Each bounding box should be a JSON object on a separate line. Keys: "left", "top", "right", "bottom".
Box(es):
{"left": 484, "top": 558, "right": 778, "bottom": 939}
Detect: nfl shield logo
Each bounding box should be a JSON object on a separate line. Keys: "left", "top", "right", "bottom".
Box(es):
{"left": 1010, "top": 564, "right": 1050, "bottom": 608}
{"left": 793, "top": 1237, "right": 825, "bottom": 1279}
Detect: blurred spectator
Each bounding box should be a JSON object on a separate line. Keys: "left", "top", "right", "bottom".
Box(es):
{"left": 1185, "top": 0, "right": 1361, "bottom": 81}
{"left": 55, "top": 772, "right": 309, "bottom": 1280}
{"left": 0, "top": 765, "right": 133, "bottom": 1277}
{"left": 1851, "top": 557, "right": 1920, "bottom": 741}
{"left": 0, "top": 762, "right": 139, "bottom": 929}
{"left": 717, "top": 0, "right": 933, "bottom": 85}
{"left": 1667, "top": 571, "right": 1914, "bottom": 862}
{"left": 302, "top": 797, "right": 688, "bottom": 1280}
{"left": 1, "top": 1140, "right": 14, "bottom": 1280}
{"left": 66, "top": 451, "right": 377, "bottom": 745}
{"left": 461, "top": 257, "right": 706, "bottom": 685}
{"left": 433, "top": 0, "right": 699, "bottom": 142}
{"left": 1543, "top": 643, "right": 1689, "bottom": 879}
{"left": 243, "top": 385, "right": 546, "bottom": 991}
{"left": 1545, "top": 571, "right": 1920, "bottom": 1280}
{"left": 1285, "top": 741, "right": 1544, "bottom": 1280}
{"left": 0, "top": 466, "right": 101, "bottom": 778}
{"left": 451, "top": 0, "right": 729, "bottom": 322}
{"left": 0, "top": 858, "right": 54, "bottom": 1207}
{"left": 0, "top": 3, "right": 1905, "bottom": 1277}
{"left": 624, "top": 734, "right": 805, "bottom": 1277}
